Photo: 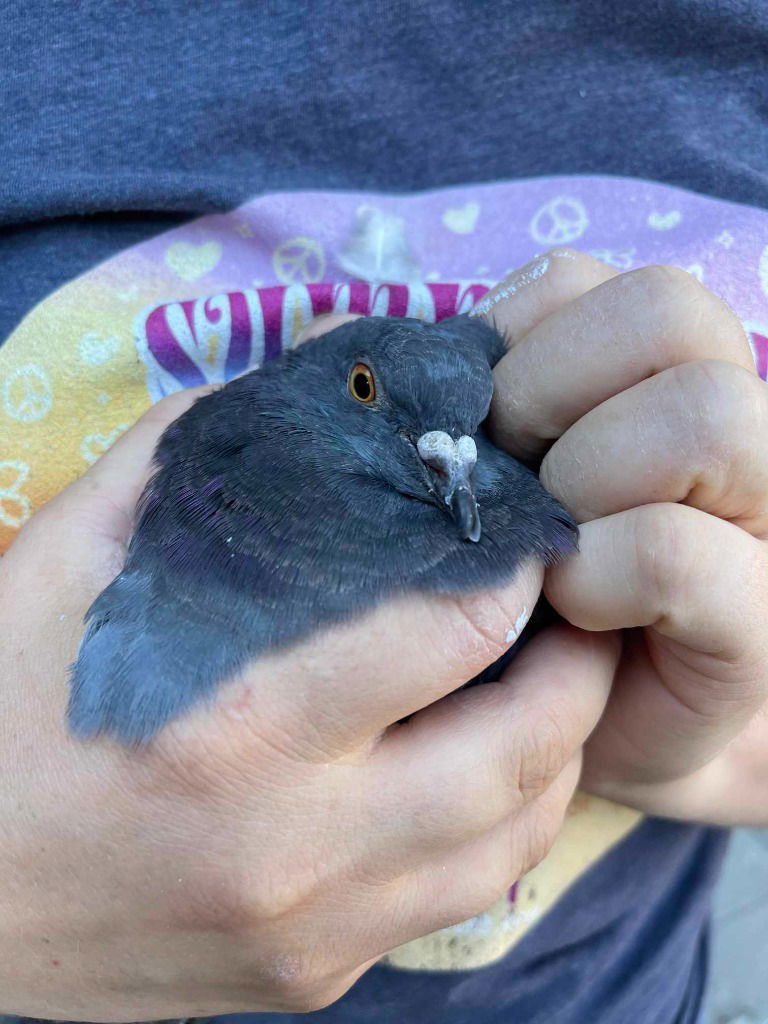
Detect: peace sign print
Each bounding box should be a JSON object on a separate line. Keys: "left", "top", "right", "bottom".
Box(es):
{"left": 2, "top": 364, "right": 53, "bottom": 423}
{"left": 0, "top": 460, "right": 31, "bottom": 529}
{"left": 80, "top": 423, "right": 131, "bottom": 465}
{"left": 273, "top": 237, "right": 326, "bottom": 284}
{"left": 530, "top": 196, "right": 589, "bottom": 247}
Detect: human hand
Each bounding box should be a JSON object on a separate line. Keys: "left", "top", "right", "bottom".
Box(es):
{"left": 0, "top": 385, "right": 616, "bottom": 1019}
{"left": 480, "top": 248, "right": 768, "bottom": 825}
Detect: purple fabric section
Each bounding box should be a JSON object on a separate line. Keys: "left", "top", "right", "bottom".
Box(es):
{"left": 142, "top": 305, "right": 207, "bottom": 389}
{"left": 224, "top": 291, "right": 252, "bottom": 380}
{"left": 132, "top": 176, "right": 768, "bottom": 311}
{"left": 130, "top": 176, "right": 767, "bottom": 398}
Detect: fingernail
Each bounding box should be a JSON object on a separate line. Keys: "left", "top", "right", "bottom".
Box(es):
{"left": 505, "top": 605, "right": 530, "bottom": 645}
{"left": 470, "top": 255, "right": 550, "bottom": 318}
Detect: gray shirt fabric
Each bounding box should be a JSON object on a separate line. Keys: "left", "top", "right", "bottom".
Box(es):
{"left": 1, "top": 0, "right": 767, "bottom": 341}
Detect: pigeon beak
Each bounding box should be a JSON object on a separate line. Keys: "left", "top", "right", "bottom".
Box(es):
{"left": 416, "top": 431, "right": 481, "bottom": 543}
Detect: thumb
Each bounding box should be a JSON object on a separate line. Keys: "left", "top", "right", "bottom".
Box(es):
{"left": 17, "top": 387, "right": 213, "bottom": 592}
{"left": 68, "top": 387, "right": 215, "bottom": 535}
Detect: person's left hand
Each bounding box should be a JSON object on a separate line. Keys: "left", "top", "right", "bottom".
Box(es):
{"left": 477, "top": 249, "right": 768, "bottom": 826}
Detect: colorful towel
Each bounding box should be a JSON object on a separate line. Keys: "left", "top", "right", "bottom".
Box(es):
{"left": 1, "top": 174, "right": 766, "bottom": 969}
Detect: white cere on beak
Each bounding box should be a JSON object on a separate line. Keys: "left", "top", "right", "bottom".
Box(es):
{"left": 455, "top": 434, "right": 478, "bottom": 468}
{"left": 417, "top": 432, "right": 477, "bottom": 504}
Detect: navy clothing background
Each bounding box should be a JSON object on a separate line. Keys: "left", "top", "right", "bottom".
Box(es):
{"left": 1, "top": 0, "right": 767, "bottom": 340}
{"left": 206, "top": 823, "right": 726, "bottom": 1024}
{"left": 0, "top": 0, "right": 758, "bottom": 1020}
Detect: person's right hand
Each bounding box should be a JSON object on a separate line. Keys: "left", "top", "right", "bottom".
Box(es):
{"left": 0, "top": 381, "right": 616, "bottom": 1020}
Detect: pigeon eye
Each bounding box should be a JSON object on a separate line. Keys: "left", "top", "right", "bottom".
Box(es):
{"left": 348, "top": 363, "right": 376, "bottom": 403}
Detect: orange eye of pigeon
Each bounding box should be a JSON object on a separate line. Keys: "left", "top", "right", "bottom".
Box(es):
{"left": 348, "top": 363, "right": 376, "bottom": 403}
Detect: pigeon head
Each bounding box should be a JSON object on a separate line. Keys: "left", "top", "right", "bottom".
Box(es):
{"left": 257, "top": 315, "right": 507, "bottom": 542}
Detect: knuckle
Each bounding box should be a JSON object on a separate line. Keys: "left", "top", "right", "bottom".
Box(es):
{"left": 235, "top": 856, "right": 331, "bottom": 925}
{"left": 514, "top": 705, "right": 571, "bottom": 802}
{"left": 175, "top": 850, "right": 316, "bottom": 936}
{"left": 622, "top": 265, "right": 751, "bottom": 367}
{"left": 668, "top": 359, "right": 767, "bottom": 460}
{"left": 624, "top": 264, "right": 709, "bottom": 344}
{"left": 234, "top": 878, "right": 298, "bottom": 928}
{"left": 408, "top": 749, "right": 509, "bottom": 840}
{"left": 179, "top": 868, "right": 359, "bottom": 1011}
{"left": 179, "top": 874, "right": 268, "bottom": 936}
{"left": 634, "top": 263, "right": 706, "bottom": 307}
{"left": 632, "top": 503, "right": 699, "bottom": 612}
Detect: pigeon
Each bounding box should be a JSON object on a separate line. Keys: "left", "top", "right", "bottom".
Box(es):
{"left": 68, "top": 315, "right": 577, "bottom": 744}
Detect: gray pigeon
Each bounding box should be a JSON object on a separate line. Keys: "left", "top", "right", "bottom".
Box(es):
{"left": 68, "top": 315, "right": 577, "bottom": 744}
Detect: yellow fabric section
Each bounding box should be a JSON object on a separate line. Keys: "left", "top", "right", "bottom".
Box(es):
{"left": 1, "top": 276, "right": 154, "bottom": 548}
{"left": 385, "top": 794, "right": 640, "bottom": 970}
